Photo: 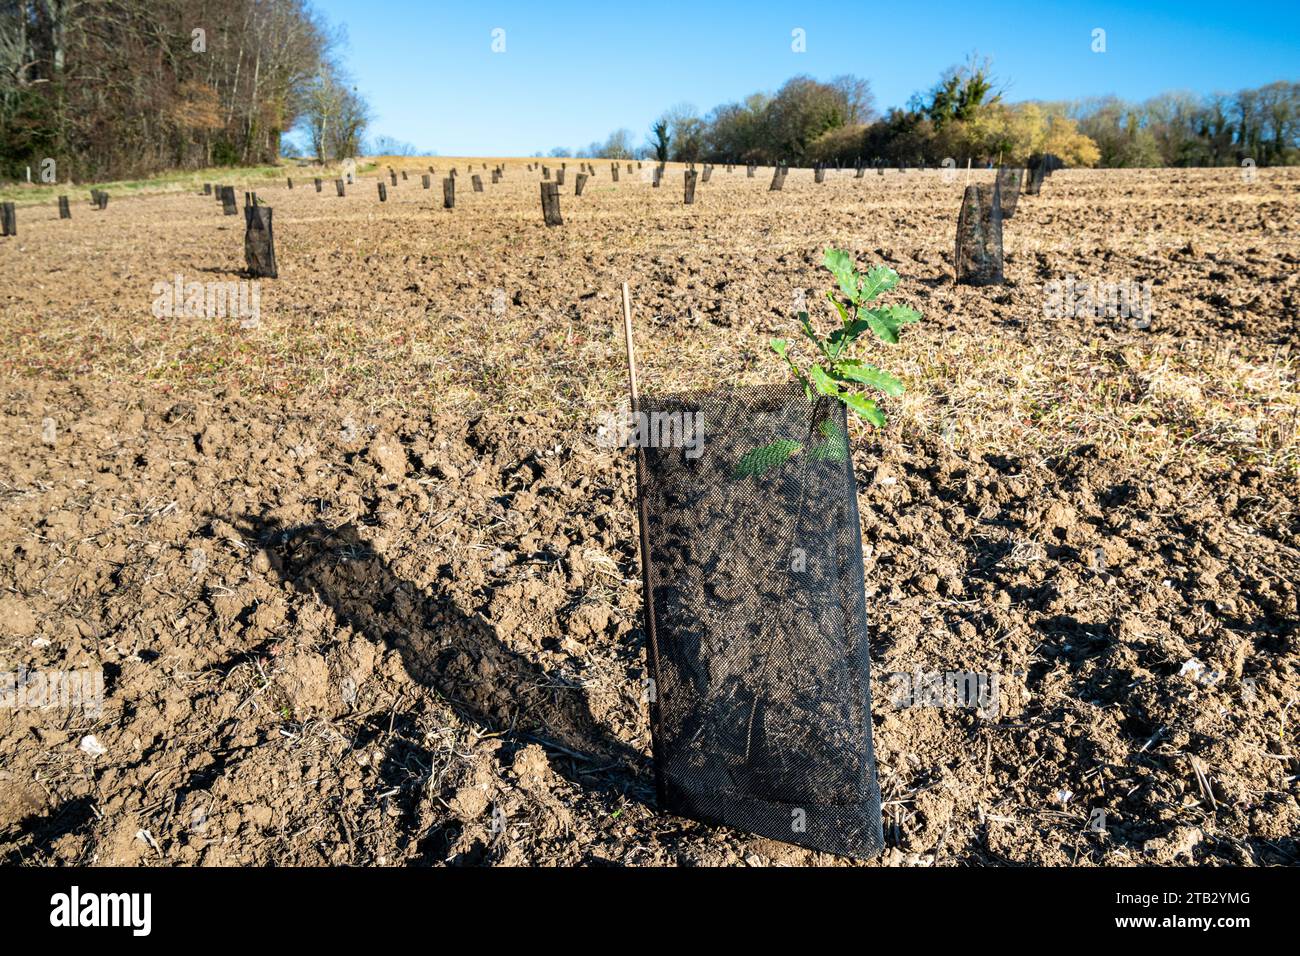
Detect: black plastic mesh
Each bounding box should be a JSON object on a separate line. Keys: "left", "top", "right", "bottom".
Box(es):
{"left": 996, "top": 167, "right": 1022, "bottom": 219}
{"left": 634, "top": 381, "right": 884, "bottom": 859}
{"left": 243, "top": 205, "right": 277, "bottom": 278}
{"left": 955, "top": 182, "right": 1004, "bottom": 286}
{"left": 1024, "top": 162, "right": 1045, "bottom": 196}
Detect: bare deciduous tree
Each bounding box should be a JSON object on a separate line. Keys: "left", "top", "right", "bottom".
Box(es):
{"left": 0, "top": 0, "right": 364, "bottom": 179}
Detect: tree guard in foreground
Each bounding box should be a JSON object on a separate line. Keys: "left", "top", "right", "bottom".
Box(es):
{"left": 634, "top": 382, "right": 884, "bottom": 859}
{"left": 954, "top": 182, "right": 1004, "bottom": 286}
{"left": 243, "top": 205, "right": 278, "bottom": 279}
{"left": 540, "top": 182, "right": 562, "bottom": 226}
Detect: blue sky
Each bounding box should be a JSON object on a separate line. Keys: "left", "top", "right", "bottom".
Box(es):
{"left": 303, "top": 0, "right": 1300, "bottom": 156}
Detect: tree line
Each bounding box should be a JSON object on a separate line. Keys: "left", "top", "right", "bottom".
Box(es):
{"left": 0, "top": 0, "right": 369, "bottom": 181}
{"left": 4, "top": 10, "right": 1292, "bottom": 180}
{"left": 563, "top": 61, "right": 1298, "bottom": 169}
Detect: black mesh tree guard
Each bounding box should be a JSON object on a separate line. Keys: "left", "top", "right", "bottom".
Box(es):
{"left": 955, "top": 182, "right": 1004, "bottom": 286}
{"left": 243, "top": 205, "right": 278, "bottom": 278}
{"left": 634, "top": 381, "right": 884, "bottom": 859}
{"left": 1024, "top": 161, "right": 1046, "bottom": 196}
{"left": 996, "top": 167, "right": 1023, "bottom": 219}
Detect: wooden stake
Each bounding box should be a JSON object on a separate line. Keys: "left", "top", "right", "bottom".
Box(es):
{"left": 621, "top": 282, "right": 638, "bottom": 402}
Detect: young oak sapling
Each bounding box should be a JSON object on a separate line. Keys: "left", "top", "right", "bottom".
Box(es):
{"left": 734, "top": 248, "right": 922, "bottom": 477}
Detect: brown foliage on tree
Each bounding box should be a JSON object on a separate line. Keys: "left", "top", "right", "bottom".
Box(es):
{"left": 0, "top": 0, "right": 349, "bottom": 180}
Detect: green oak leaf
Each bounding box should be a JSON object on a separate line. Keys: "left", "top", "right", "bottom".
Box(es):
{"left": 862, "top": 304, "right": 920, "bottom": 344}
{"left": 808, "top": 419, "right": 848, "bottom": 461}
{"left": 822, "top": 248, "right": 858, "bottom": 299}
{"left": 858, "top": 265, "right": 900, "bottom": 302}
{"left": 831, "top": 360, "right": 904, "bottom": 396}
{"left": 863, "top": 309, "right": 901, "bottom": 344}
{"left": 878, "top": 303, "right": 922, "bottom": 326}
{"left": 733, "top": 439, "right": 803, "bottom": 479}
{"left": 807, "top": 364, "right": 842, "bottom": 398}
{"left": 842, "top": 393, "right": 887, "bottom": 426}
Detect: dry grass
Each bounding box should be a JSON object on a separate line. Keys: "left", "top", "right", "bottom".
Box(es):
{"left": 1, "top": 162, "right": 1296, "bottom": 480}
{"left": 0, "top": 160, "right": 385, "bottom": 206}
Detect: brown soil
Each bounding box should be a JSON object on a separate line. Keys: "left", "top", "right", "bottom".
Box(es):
{"left": 0, "top": 162, "right": 1297, "bottom": 866}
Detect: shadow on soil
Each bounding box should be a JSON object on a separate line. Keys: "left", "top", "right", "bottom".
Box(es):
{"left": 236, "top": 515, "right": 652, "bottom": 825}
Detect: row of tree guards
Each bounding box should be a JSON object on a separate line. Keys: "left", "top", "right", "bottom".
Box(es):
{"left": 5, "top": 151, "right": 1063, "bottom": 858}
{"left": 4, "top": 153, "right": 1063, "bottom": 290}
{"left": 0, "top": 189, "right": 107, "bottom": 236}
